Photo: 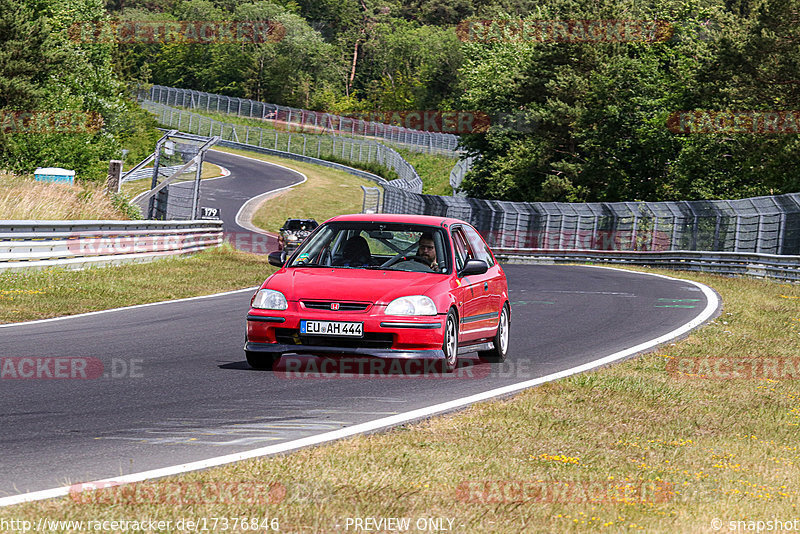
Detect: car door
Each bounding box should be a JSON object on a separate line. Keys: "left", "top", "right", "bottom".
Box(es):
{"left": 462, "top": 224, "right": 504, "bottom": 321}
{"left": 451, "top": 227, "right": 493, "bottom": 342}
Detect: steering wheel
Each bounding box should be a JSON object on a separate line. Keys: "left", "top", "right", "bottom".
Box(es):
{"left": 381, "top": 253, "right": 430, "bottom": 268}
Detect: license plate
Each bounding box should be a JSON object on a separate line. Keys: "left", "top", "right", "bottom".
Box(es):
{"left": 300, "top": 320, "right": 363, "bottom": 337}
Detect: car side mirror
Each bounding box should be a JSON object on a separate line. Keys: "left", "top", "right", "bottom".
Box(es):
{"left": 459, "top": 259, "right": 488, "bottom": 277}
{"left": 268, "top": 251, "right": 285, "bottom": 267}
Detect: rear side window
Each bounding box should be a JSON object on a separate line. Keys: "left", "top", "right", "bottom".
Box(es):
{"left": 451, "top": 229, "right": 474, "bottom": 272}
{"left": 462, "top": 225, "right": 495, "bottom": 267}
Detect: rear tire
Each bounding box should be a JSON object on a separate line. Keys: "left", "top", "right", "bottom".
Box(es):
{"left": 442, "top": 308, "right": 459, "bottom": 373}
{"left": 479, "top": 303, "right": 509, "bottom": 363}
{"left": 246, "top": 351, "right": 279, "bottom": 370}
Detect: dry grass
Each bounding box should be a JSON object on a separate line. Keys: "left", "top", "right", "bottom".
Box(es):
{"left": 0, "top": 171, "right": 128, "bottom": 220}
{"left": 2, "top": 268, "right": 799, "bottom": 532}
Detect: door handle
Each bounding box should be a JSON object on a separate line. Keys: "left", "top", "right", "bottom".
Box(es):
{"left": 484, "top": 281, "right": 489, "bottom": 291}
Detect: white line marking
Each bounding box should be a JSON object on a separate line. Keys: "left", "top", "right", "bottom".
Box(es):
{"left": 211, "top": 149, "right": 308, "bottom": 237}
{"left": 0, "top": 268, "right": 719, "bottom": 507}
{"left": 129, "top": 164, "right": 232, "bottom": 205}
{"left": 0, "top": 287, "right": 259, "bottom": 329}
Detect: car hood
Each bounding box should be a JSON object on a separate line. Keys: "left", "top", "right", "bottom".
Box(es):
{"left": 265, "top": 267, "right": 444, "bottom": 304}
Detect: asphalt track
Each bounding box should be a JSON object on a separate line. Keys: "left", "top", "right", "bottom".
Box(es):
{"left": 0, "top": 151, "right": 719, "bottom": 500}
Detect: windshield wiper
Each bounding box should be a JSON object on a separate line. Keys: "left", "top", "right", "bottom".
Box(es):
{"left": 290, "top": 262, "right": 328, "bottom": 268}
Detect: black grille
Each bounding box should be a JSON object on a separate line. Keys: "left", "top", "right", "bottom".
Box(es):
{"left": 301, "top": 301, "right": 370, "bottom": 311}
{"left": 275, "top": 328, "right": 393, "bottom": 349}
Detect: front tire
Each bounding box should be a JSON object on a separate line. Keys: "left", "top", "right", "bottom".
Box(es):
{"left": 443, "top": 308, "right": 459, "bottom": 373}
{"left": 479, "top": 303, "right": 509, "bottom": 363}
{"left": 246, "top": 351, "right": 279, "bottom": 371}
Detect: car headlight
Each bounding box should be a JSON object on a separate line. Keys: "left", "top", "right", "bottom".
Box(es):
{"left": 385, "top": 295, "right": 437, "bottom": 316}
{"left": 251, "top": 289, "right": 288, "bottom": 310}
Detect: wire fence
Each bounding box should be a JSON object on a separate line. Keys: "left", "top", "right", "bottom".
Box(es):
{"left": 449, "top": 155, "right": 476, "bottom": 196}
{"left": 140, "top": 99, "right": 423, "bottom": 193}
{"left": 144, "top": 85, "right": 462, "bottom": 157}
{"left": 380, "top": 185, "right": 800, "bottom": 255}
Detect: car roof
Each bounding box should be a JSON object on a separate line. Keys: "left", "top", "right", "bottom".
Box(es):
{"left": 326, "top": 213, "right": 463, "bottom": 227}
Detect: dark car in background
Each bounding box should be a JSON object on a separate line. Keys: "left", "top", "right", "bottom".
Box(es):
{"left": 278, "top": 218, "right": 318, "bottom": 261}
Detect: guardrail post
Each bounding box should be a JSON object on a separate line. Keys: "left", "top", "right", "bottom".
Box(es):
{"left": 107, "top": 160, "right": 122, "bottom": 194}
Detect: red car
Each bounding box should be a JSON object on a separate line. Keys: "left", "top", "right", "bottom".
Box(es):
{"left": 245, "top": 214, "right": 510, "bottom": 372}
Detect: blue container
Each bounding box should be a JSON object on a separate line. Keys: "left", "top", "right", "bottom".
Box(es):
{"left": 34, "top": 167, "right": 75, "bottom": 184}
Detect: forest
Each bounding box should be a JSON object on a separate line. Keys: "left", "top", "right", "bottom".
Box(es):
{"left": 1, "top": 0, "right": 798, "bottom": 201}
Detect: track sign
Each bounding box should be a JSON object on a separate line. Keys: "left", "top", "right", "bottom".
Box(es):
{"left": 200, "top": 206, "right": 220, "bottom": 220}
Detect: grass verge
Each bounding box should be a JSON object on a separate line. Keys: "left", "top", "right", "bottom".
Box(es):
{"left": 3, "top": 268, "right": 799, "bottom": 532}
{"left": 0, "top": 244, "right": 272, "bottom": 324}
{"left": 213, "top": 146, "right": 377, "bottom": 233}
{"left": 395, "top": 148, "right": 456, "bottom": 196}
{"left": 0, "top": 171, "right": 133, "bottom": 220}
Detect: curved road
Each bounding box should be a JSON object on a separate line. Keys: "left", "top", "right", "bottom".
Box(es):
{"left": 0, "top": 151, "right": 719, "bottom": 500}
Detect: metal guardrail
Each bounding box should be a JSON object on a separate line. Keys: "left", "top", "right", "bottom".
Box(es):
{"left": 493, "top": 248, "right": 800, "bottom": 281}
{"left": 146, "top": 85, "right": 462, "bottom": 156}
{"left": 121, "top": 164, "right": 194, "bottom": 184}
{"left": 142, "top": 100, "right": 423, "bottom": 193}
{"left": 0, "top": 220, "right": 223, "bottom": 272}
{"left": 380, "top": 184, "right": 800, "bottom": 255}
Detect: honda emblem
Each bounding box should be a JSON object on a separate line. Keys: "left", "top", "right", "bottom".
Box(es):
{"left": 331, "top": 302, "right": 339, "bottom": 310}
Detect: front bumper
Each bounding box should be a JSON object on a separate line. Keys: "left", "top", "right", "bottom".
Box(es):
{"left": 245, "top": 341, "right": 445, "bottom": 360}
{"left": 246, "top": 308, "right": 446, "bottom": 356}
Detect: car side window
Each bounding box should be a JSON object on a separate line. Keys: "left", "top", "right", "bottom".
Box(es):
{"left": 463, "top": 225, "right": 495, "bottom": 267}
{"left": 451, "top": 229, "right": 474, "bottom": 272}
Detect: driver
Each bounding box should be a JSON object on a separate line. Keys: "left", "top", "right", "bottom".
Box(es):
{"left": 417, "top": 233, "right": 438, "bottom": 271}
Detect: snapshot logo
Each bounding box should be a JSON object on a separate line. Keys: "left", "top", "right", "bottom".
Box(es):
{"left": 667, "top": 110, "right": 800, "bottom": 134}
{"left": 455, "top": 479, "right": 672, "bottom": 504}
{"left": 0, "top": 357, "right": 141, "bottom": 379}
{"left": 69, "top": 20, "right": 285, "bottom": 44}
{"left": 0, "top": 111, "right": 102, "bottom": 134}
{"left": 69, "top": 481, "right": 285, "bottom": 505}
{"left": 456, "top": 19, "right": 673, "bottom": 43}
{"left": 667, "top": 356, "right": 800, "bottom": 380}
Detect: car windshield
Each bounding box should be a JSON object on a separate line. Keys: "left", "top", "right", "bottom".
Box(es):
{"left": 284, "top": 220, "right": 315, "bottom": 231}
{"left": 287, "top": 222, "right": 450, "bottom": 274}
